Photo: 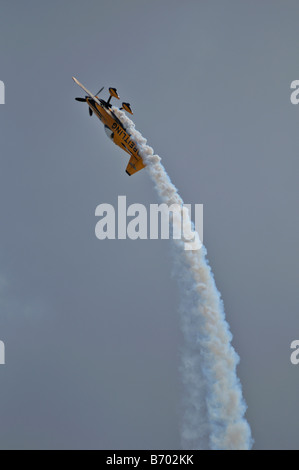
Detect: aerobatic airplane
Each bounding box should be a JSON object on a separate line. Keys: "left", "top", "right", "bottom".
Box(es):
{"left": 73, "top": 77, "right": 145, "bottom": 176}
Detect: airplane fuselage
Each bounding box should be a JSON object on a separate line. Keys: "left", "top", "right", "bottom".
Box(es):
{"left": 73, "top": 76, "right": 145, "bottom": 175}
{"left": 86, "top": 98, "right": 141, "bottom": 162}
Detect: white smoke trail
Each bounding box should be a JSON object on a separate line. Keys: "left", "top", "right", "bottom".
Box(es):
{"left": 112, "top": 107, "right": 253, "bottom": 450}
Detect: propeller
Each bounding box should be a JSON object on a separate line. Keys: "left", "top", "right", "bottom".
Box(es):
{"left": 95, "top": 86, "right": 104, "bottom": 97}
{"left": 75, "top": 95, "right": 93, "bottom": 116}
{"left": 75, "top": 86, "right": 104, "bottom": 103}
{"left": 74, "top": 84, "right": 106, "bottom": 117}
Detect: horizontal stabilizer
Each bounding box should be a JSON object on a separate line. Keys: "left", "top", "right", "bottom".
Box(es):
{"left": 109, "top": 87, "right": 120, "bottom": 99}
{"left": 121, "top": 102, "right": 133, "bottom": 115}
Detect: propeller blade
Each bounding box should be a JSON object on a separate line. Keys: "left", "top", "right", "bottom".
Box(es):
{"left": 75, "top": 97, "right": 86, "bottom": 102}
{"left": 89, "top": 108, "right": 93, "bottom": 117}
{"left": 95, "top": 86, "right": 104, "bottom": 97}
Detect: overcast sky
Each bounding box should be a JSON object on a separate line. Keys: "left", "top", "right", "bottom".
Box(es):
{"left": 0, "top": 0, "right": 299, "bottom": 450}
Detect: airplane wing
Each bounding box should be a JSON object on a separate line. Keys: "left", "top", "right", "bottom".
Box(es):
{"left": 72, "top": 77, "right": 101, "bottom": 105}
{"left": 126, "top": 154, "right": 146, "bottom": 176}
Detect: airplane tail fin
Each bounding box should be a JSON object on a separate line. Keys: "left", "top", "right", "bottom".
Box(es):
{"left": 126, "top": 155, "right": 145, "bottom": 176}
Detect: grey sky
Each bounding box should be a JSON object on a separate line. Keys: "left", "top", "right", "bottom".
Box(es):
{"left": 0, "top": 0, "right": 299, "bottom": 449}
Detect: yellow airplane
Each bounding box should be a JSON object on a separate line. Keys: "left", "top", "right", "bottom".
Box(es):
{"left": 73, "top": 77, "right": 145, "bottom": 176}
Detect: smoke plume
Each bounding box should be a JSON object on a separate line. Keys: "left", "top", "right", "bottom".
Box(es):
{"left": 112, "top": 107, "right": 253, "bottom": 450}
